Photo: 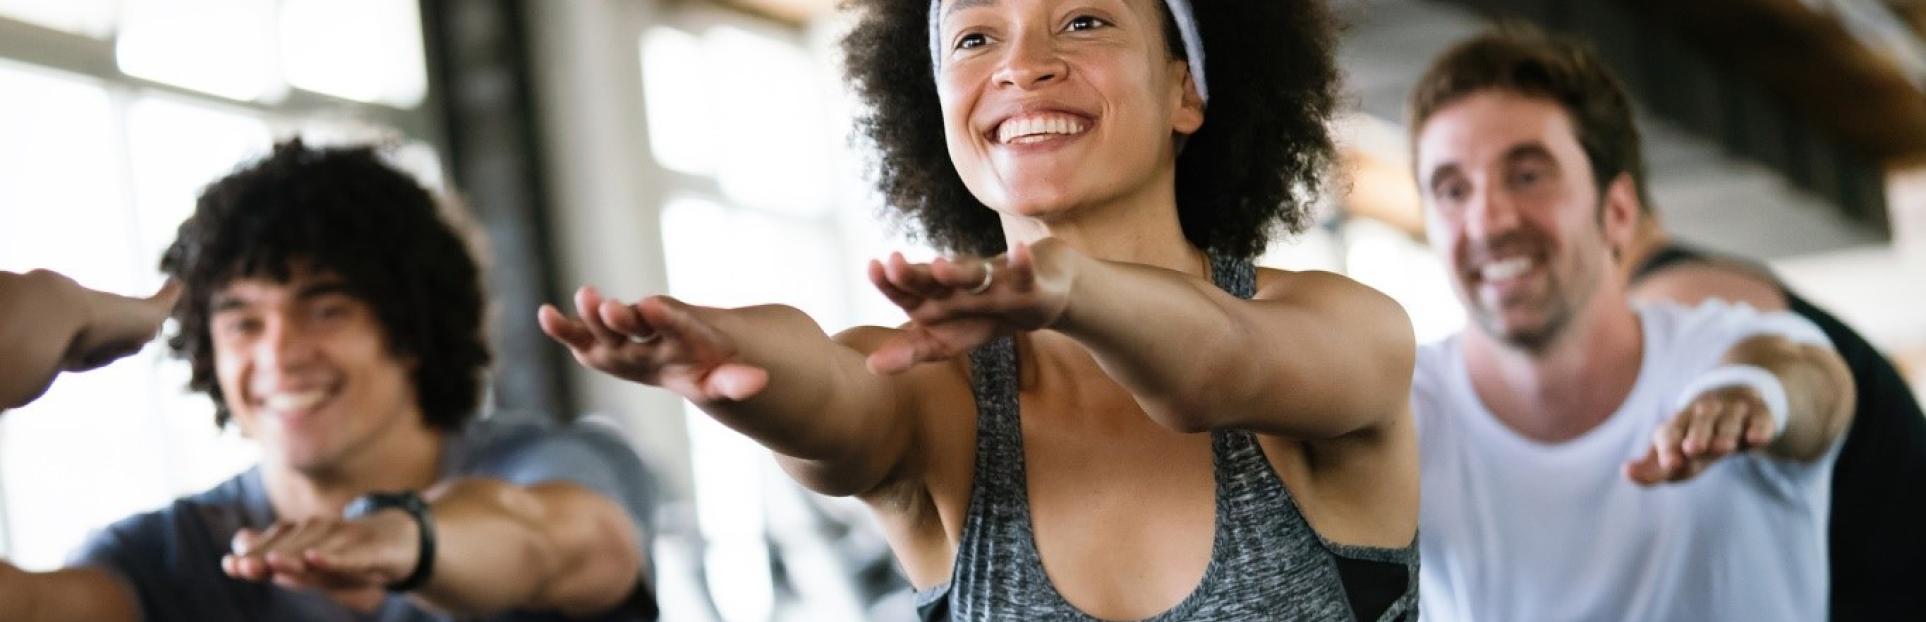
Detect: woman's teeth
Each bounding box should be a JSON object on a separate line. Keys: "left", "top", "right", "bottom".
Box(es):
{"left": 997, "top": 114, "right": 1089, "bottom": 144}
{"left": 1480, "top": 256, "right": 1535, "bottom": 281}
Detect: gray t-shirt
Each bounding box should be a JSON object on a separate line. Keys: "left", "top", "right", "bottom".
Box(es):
{"left": 72, "top": 418, "right": 659, "bottom": 622}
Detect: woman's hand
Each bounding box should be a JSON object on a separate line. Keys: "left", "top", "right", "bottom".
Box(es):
{"left": 866, "top": 239, "right": 1075, "bottom": 374}
{"left": 538, "top": 286, "right": 769, "bottom": 404}
{"left": 64, "top": 276, "right": 181, "bottom": 372}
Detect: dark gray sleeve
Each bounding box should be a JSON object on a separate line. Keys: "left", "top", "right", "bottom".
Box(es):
{"left": 68, "top": 521, "right": 156, "bottom": 622}
{"left": 67, "top": 503, "right": 248, "bottom": 622}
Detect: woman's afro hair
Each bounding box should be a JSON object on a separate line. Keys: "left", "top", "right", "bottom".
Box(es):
{"left": 841, "top": 0, "right": 1343, "bottom": 259}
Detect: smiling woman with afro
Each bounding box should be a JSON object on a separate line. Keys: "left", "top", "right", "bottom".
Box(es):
{"left": 542, "top": 2, "right": 1419, "bottom": 620}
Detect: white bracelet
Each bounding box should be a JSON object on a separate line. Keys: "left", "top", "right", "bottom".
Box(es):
{"left": 1674, "top": 364, "right": 1790, "bottom": 438}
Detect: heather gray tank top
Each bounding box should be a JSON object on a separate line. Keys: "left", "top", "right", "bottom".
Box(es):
{"left": 913, "top": 254, "right": 1418, "bottom": 621}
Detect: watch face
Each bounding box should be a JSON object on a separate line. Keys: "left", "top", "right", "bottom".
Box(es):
{"left": 344, "top": 491, "right": 420, "bottom": 520}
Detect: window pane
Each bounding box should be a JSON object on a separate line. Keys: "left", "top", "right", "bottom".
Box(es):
{"left": 0, "top": 60, "right": 131, "bottom": 288}
{"left": 703, "top": 26, "right": 832, "bottom": 216}
{"left": 116, "top": 0, "right": 282, "bottom": 102}
{"left": 639, "top": 25, "right": 834, "bottom": 215}
{"left": 660, "top": 195, "right": 847, "bottom": 322}
{"left": 125, "top": 94, "right": 273, "bottom": 264}
{"left": 640, "top": 27, "right": 714, "bottom": 176}
{"left": 279, "top": 0, "right": 427, "bottom": 107}
{"left": 0, "top": 0, "right": 119, "bottom": 38}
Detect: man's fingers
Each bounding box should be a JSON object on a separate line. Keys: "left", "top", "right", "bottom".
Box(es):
{"left": 1652, "top": 417, "right": 1686, "bottom": 471}
{"left": 1687, "top": 402, "right": 1723, "bottom": 456}
{"left": 1744, "top": 406, "right": 1778, "bottom": 447}
{"left": 1624, "top": 450, "right": 1668, "bottom": 486}
{"left": 302, "top": 548, "right": 383, "bottom": 581}
{"left": 264, "top": 549, "right": 312, "bottom": 576}
{"left": 222, "top": 553, "right": 272, "bottom": 581}
{"left": 1710, "top": 403, "right": 1749, "bottom": 454}
{"left": 236, "top": 522, "right": 292, "bottom": 555}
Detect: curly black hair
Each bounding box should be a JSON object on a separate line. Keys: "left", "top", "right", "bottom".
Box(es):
{"left": 160, "top": 140, "right": 490, "bottom": 431}
{"left": 841, "top": 0, "right": 1342, "bottom": 259}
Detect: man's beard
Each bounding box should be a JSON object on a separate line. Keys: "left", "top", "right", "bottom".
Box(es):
{"left": 1466, "top": 234, "right": 1604, "bottom": 355}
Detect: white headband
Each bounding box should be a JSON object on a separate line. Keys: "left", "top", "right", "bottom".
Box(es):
{"left": 927, "top": 0, "right": 1209, "bottom": 102}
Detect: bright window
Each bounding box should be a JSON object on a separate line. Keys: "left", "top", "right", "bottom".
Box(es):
{"left": 115, "top": 0, "right": 283, "bottom": 102}
{"left": 0, "top": 0, "right": 119, "bottom": 38}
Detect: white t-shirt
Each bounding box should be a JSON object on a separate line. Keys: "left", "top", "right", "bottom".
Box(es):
{"left": 1414, "top": 301, "right": 1842, "bottom": 622}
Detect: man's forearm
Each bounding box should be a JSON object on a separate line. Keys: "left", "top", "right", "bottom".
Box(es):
{"left": 1725, "top": 335, "right": 1856, "bottom": 461}
{"left": 412, "top": 479, "right": 642, "bottom": 617}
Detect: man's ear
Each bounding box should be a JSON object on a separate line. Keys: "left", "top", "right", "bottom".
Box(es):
{"left": 1601, "top": 173, "right": 1642, "bottom": 258}
{"left": 1171, "top": 62, "right": 1205, "bottom": 135}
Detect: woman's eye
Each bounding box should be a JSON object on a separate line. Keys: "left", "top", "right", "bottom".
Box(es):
{"left": 1067, "top": 15, "right": 1108, "bottom": 31}
{"left": 957, "top": 33, "right": 987, "bottom": 50}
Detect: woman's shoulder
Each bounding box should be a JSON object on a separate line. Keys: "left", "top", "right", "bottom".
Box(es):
{"left": 1253, "top": 268, "right": 1405, "bottom": 318}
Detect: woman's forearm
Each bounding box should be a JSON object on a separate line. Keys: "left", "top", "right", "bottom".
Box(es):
{"left": 676, "top": 304, "right": 916, "bottom": 495}
{"left": 1052, "top": 254, "right": 1413, "bottom": 438}
{"left": 0, "top": 270, "right": 90, "bottom": 409}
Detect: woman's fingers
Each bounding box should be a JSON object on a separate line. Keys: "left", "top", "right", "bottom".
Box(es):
{"left": 148, "top": 278, "right": 183, "bottom": 314}
{"left": 574, "top": 286, "right": 621, "bottom": 343}
{"left": 538, "top": 305, "right": 595, "bottom": 350}
{"left": 597, "top": 299, "right": 658, "bottom": 342}
{"left": 929, "top": 256, "right": 992, "bottom": 291}
{"left": 869, "top": 259, "right": 922, "bottom": 310}
{"left": 1007, "top": 241, "right": 1040, "bottom": 288}
{"left": 885, "top": 252, "right": 945, "bottom": 298}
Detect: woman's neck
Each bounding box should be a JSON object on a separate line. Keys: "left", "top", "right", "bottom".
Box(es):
{"left": 997, "top": 175, "right": 1204, "bottom": 277}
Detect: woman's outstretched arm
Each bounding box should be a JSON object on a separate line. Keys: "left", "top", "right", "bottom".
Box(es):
{"left": 868, "top": 238, "right": 1414, "bottom": 440}
{"left": 540, "top": 287, "right": 920, "bottom": 496}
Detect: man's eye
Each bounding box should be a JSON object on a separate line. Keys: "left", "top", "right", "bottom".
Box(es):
{"left": 220, "top": 317, "right": 262, "bottom": 337}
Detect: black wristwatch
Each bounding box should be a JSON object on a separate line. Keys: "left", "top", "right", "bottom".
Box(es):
{"left": 342, "top": 490, "right": 437, "bottom": 593}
